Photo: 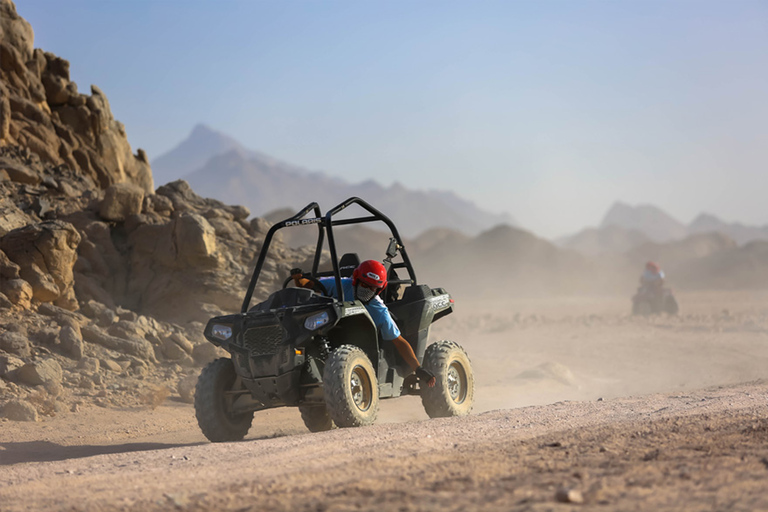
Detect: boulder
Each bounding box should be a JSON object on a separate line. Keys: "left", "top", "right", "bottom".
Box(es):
{"left": 76, "top": 356, "right": 99, "bottom": 372}
{"left": 15, "top": 358, "right": 63, "bottom": 387}
{"left": 81, "top": 324, "right": 155, "bottom": 362}
{"left": 0, "top": 278, "right": 32, "bottom": 308}
{"left": 162, "top": 338, "right": 187, "bottom": 360}
{"left": 0, "top": 331, "right": 30, "bottom": 357}
{"left": 99, "top": 182, "right": 145, "bottom": 222}
{"left": 0, "top": 248, "right": 21, "bottom": 279}
{"left": 0, "top": 220, "right": 81, "bottom": 307}
{"left": 59, "top": 325, "right": 84, "bottom": 360}
{"left": 0, "top": 156, "right": 40, "bottom": 184}
{"left": 0, "top": 199, "right": 32, "bottom": 237}
{"left": 0, "top": 353, "right": 24, "bottom": 377}
{"left": 0, "top": 399, "right": 38, "bottom": 422}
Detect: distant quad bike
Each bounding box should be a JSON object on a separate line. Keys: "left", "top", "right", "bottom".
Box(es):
{"left": 194, "top": 197, "right": 474, "bottom": 441}
{"left": 631, "top": 286, "right": 679, "bottom": 316}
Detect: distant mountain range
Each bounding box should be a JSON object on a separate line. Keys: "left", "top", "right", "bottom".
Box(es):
{"left": 151, "top": 124, "right": 515, "bottom": 237}
{"left": 558, "top": 201, "right": 768, "bottom": 255}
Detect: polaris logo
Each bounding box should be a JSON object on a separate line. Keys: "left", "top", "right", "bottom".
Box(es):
{"left": 285, "top": 218, "right": 322, "bottom": 227}
{"left": 344, "top": 306, "right": 366, "bottom": 317}
{"left": 429, "top": 295, "right": 451, "bottom": 311}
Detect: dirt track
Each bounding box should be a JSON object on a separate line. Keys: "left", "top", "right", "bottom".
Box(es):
{"left": 2, "top": 291, "right": 768, "bottom": 511}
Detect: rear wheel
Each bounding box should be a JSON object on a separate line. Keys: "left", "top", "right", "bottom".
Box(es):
{"left": 323, "top": 345, "right": 379, "bottom": 428}
{"left": 195, "top": 358, "right": 254, "bottom": 442}
{"left": 299, "top": 404, "right": 334, "bottom": 432}
{"left": 421, "top": 340, "right": 474, "bottom": 418}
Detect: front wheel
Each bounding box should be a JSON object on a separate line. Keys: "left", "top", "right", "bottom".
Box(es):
{"left": 299, "top": 404, "right": 335, "bottom": 432}
{"left": 663, "top": 294, "right": 679, "bottom": 315}
{"left": 420, "top": 340, "right": 474, "bottom": 418}
{"left": 195, "top": 358, "right": 254, "bottom": 442}
{"left": 323, "top": 345, "right": 379, "bottom": 428}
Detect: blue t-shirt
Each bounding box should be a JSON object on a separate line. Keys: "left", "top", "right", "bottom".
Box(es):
{"left": 319, "top": 277, "right": 401, "bottom": 341}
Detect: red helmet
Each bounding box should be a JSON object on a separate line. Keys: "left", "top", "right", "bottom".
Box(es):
{"left": 646, "top": 261, "right": 660, "bottom": 272}
{"left": 352, "top": 260, "right": 387, "bottom": 292}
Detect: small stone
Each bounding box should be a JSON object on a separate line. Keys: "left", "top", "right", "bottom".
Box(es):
{"left": 555, "top": 488, "right": 584, "bottom": 504}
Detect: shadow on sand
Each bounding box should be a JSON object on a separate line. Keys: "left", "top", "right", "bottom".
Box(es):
{"left": 0, "top": 440, "right": 206, "bottom": 466}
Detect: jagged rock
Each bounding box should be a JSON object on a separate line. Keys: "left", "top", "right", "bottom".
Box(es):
{"left": 37, "top": 302, "right": 86, "bottom": 328}
{"left": 0, "top": 199, "right": 32, "bottom": 237}
{"left": 59, "top": 325, "right": 84, "bottom": 360}
{"left": 80, "top": 300, "right": 116, "bottom": 326}
{"left": 0, "top": 331, "right": 30, "bottom": 357}
{"left": 0, "top": 220, "right": 80, "bottom": 308}
{"left": 0, "top": 156, "right": 40, "bottom": 184}
{"left": 165, "top": 332, "right": 194, "bottom": 354}
{"left": 162, "top": 338, "right": 187, "bottom": 360}
{"left": 0, "top": 1, "right": 35, "bottom": 61}
{"left": 76, "top": 356, "right": 99, "bottom": 372}
{"left": 0, "top": 278, "right": 32, "bottom": 308}
{"left": 0, "top": 292, "right": 12, "bottom": 309}
{"left": 0, "top": 399, "right": 38, "bottom": 422}
{"left": 15, "top": 358, "right": 63, "bottom": 387}
{"left": 100, "top": 358, "right": 122, "bottom": 373}
{"left": 81, "top": 324, "right": 155, "bottom": 362}
{"left": 177, "top": 374, "right": 197, "bottom": 403}
{"left": 99, "top": 182, "right": 145, "bottom": 221}
{"left": 0, "top": 249, "right": 20, "bottom": 279}
{"left": 0, "top": 353, "right": 24, "bottom": 377}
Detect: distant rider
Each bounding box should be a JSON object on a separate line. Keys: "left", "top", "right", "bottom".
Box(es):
{"left": 292, "top": 260, "right": 436, "bottom": 388}
{"left": 640, "top": 261, "right": 665, "bottom": 297}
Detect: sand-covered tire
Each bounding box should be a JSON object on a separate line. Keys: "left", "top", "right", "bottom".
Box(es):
{"left": 664, "top": 295, "right": 679, "bottom": 315}
{"left": 195, "top": 358, "right": 253, "bottom": 442}
{"left": 421, "top": 340, "right": 474, "bottom": 418}
{"left": 323, "top": 345, "right": 379, "bottom": 428}
{"left": 633, "top": 299, "right": 652, "bottom": 316}
{"left": 299, "top": 404, "right": 334, "bottom": 432}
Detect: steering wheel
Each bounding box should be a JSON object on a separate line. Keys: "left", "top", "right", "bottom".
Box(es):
{"left": 282, "top": 271, "right": 328, "bottom": 295}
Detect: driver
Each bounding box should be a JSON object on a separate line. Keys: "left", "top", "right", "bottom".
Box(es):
{"left": 292, "top": 260, "right": 436, "bottom": 388}
{"left": 640, "top": 261, "right": 665, "bottom": 296}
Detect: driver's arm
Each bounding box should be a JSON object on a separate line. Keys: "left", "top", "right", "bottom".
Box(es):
{"left": 391, "top": 335, "right": 436, "bottom": 388}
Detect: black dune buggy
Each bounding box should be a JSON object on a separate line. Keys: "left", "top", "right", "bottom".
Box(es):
{"left": 194, "top": 197, "right": 474, "bottom": 441}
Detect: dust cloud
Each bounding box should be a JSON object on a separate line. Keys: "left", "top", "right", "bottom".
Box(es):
{"left": 419, "top": 289, "right": 768, "bottom": 417}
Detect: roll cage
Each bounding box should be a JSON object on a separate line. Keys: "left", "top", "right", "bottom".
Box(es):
{"left": 241, "top": 197, "right": 418, "bottom": 312}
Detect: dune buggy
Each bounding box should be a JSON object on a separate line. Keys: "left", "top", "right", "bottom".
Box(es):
{"left": 194, "top": 197, "right": 474, "bottom": 441}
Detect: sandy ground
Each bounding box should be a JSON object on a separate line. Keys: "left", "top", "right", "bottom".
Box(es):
{"left": 2, "top": 290, "right": 768, "bottom": 511}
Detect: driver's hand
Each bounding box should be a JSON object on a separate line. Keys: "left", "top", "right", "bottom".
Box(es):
{"left": 415, "top": 366, "right": 436, "bottom": 388}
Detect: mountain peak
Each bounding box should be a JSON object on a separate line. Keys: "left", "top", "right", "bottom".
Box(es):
{"left": 600, "top": 202, "right": 686, "bottom": 242}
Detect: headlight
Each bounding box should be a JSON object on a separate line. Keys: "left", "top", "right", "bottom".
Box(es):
{"left": 211, "top": 324, "right": 232, "bottom": 341}
{"left": 304, "top": 311, "right": 330, "bottom": 331}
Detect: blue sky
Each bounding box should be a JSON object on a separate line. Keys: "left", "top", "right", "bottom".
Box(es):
{"left": 18, "top": 0, "right": 768, "bottom": 238}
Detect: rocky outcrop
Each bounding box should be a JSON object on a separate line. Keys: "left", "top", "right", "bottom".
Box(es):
{"left": 0, "top": 1, "right": 311, "bottom": 419}
{"left": 0, "top": 0, "right": 152, "bottom": 193}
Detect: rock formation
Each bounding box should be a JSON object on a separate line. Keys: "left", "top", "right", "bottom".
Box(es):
{"left": 0, "top": 1, "right": 311, "bottom": 420}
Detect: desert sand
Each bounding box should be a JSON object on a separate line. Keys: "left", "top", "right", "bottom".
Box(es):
{"left": 2, "top": 290, "right": 768, "bottom": 511}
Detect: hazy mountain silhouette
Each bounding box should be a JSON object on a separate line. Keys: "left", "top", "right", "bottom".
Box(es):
{"left": 688, "top": 213, "right": 768, "bottom": 245}
{"left": 561, "top": 202, "right": 768, "bottom": 256}
{"left": 600, "top": 201, "right": 688, "bottom": 242}
{"left": 152, "top": 125, "right": 515, "bottom": 237}
{"left": 151, "top": 124, "right": 309, "bottom": 188}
